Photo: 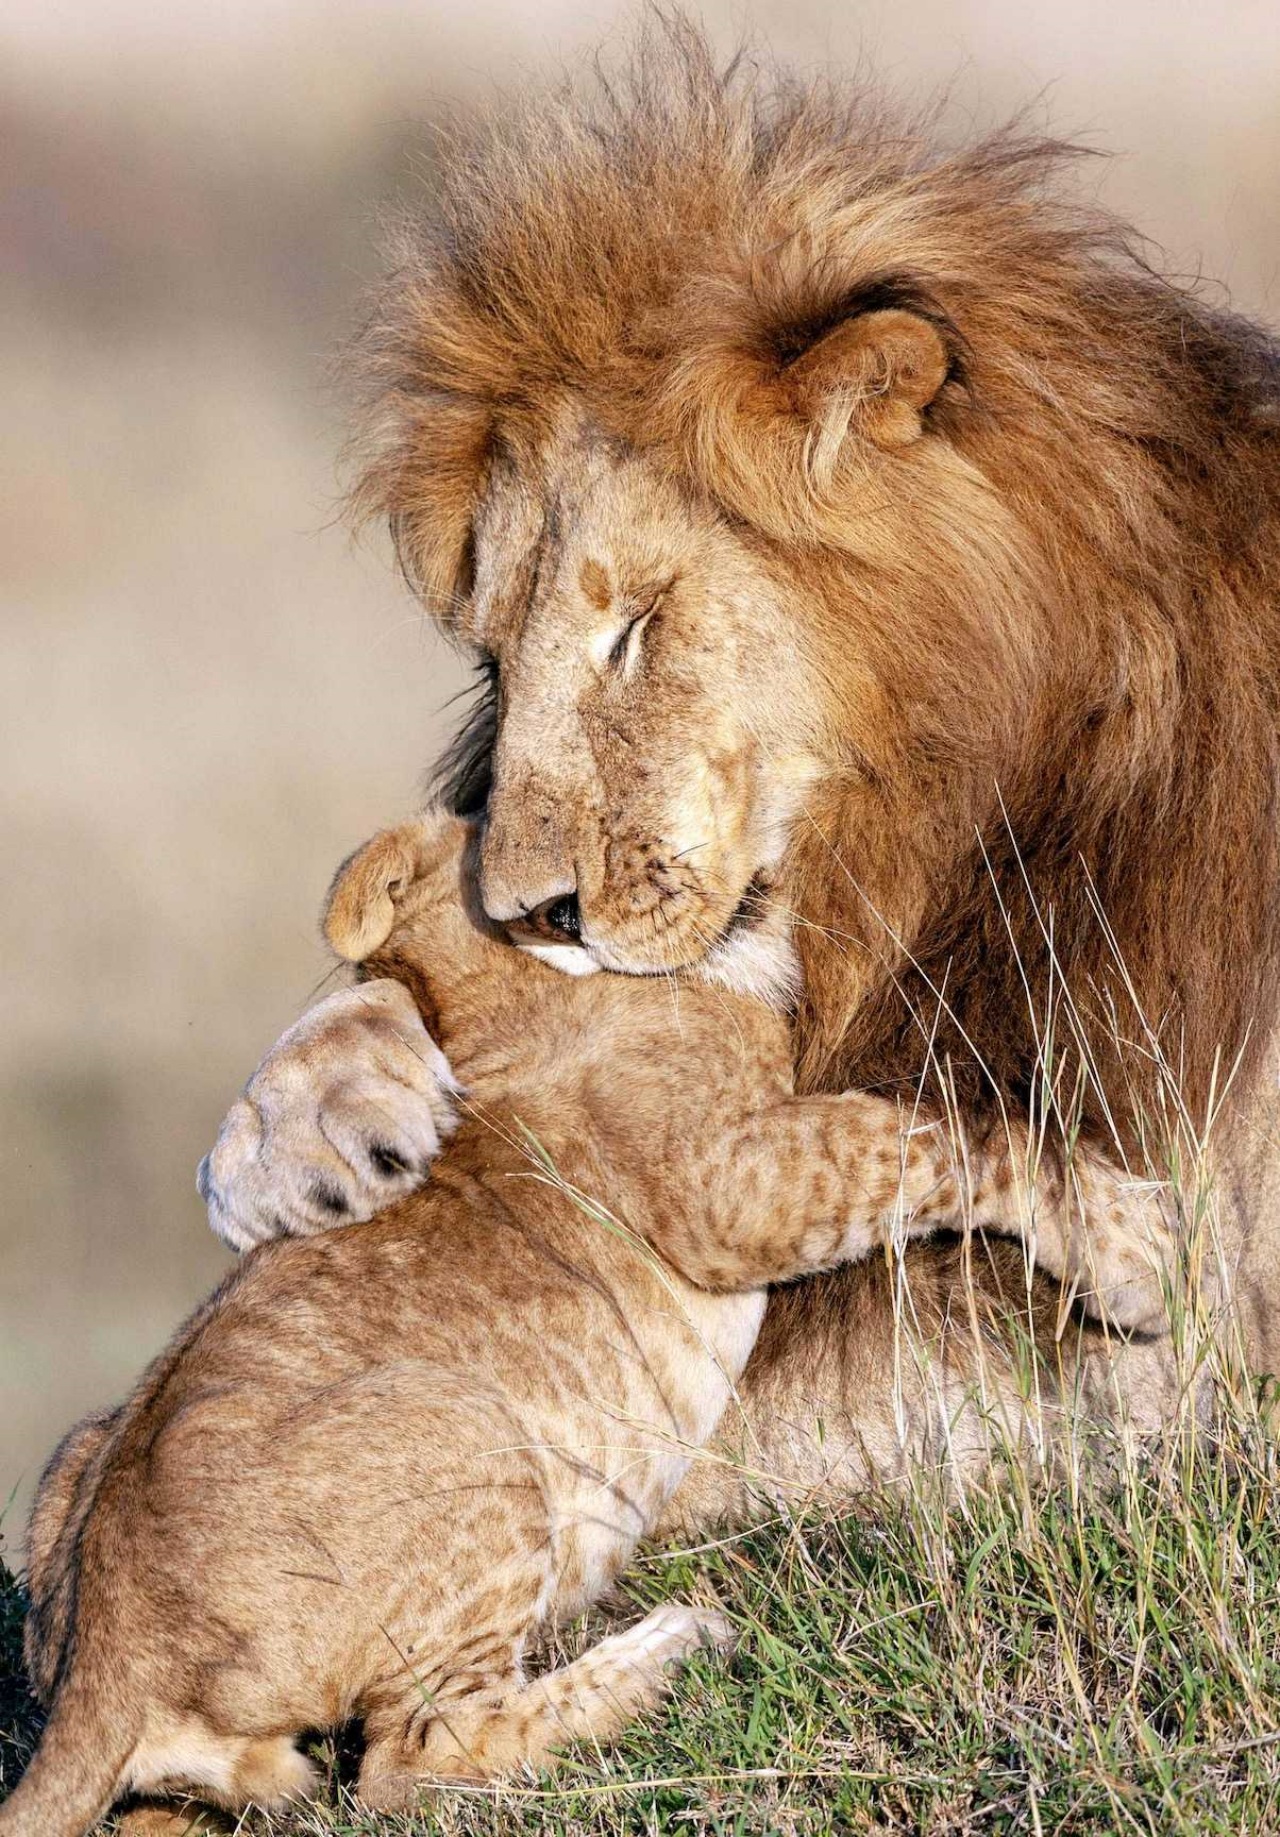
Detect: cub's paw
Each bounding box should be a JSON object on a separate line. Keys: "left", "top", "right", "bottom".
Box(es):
{"left": 612, "top": 1602, "right": 740, "bottom": 1672}
{"left": 198, "top": 979, "right": 459, "bottom": 1251}
{"left": 1063, "top": 1149, "right": 1176, "bottom": 1334}
{"left": 624, "top": 1609, "right": 734, "bottom": 1667}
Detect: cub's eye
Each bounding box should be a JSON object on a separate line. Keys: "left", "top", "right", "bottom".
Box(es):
{"left": 608, "top": 590, "right": 666, "bottom": 676}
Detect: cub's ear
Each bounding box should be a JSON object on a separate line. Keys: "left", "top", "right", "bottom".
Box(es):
{"left": 323, "top": 825, "right": 424, "bottom": 963}
{"left": 782, "top": 307, "right": 951, "bottom": 454}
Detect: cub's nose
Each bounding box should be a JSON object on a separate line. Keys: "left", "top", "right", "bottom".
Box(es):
{"left": 525, "top": 891, "right": 582, "bottom": 941}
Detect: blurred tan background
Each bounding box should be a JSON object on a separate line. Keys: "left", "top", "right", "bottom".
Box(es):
{"left": 2, "top": 0, "right": 1278, "bottom": 1552}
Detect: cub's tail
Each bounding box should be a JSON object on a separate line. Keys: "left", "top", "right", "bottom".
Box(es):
{"left": 0, "top": 1662, "right": 138, "bottom": 1837}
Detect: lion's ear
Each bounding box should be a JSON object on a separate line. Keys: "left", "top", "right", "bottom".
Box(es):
{"left": 323, "top": 825, "right": 425, "bottom": 962}
{"left": 783, "top": 308, "right": 950, "bottom": 454}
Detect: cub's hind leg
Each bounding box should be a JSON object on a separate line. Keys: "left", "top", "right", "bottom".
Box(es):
{"left": 357, "top": 1605, "right": 734, "bottom": 1809}
{"left": 116, "top": 1730, "right": 318, "bottom": 1833}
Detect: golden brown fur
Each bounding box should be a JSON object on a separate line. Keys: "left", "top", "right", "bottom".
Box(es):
{"left": 7, "top": 811, "right": 1167, "bottom": 1835}
{"left": 344, "top": 16, "right": 1280, "bottom": 1396}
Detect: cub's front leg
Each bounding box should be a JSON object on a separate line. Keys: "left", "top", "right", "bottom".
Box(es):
{"left": 198, "top": 979, "right": 459, "bottom": 1250}
{"left": 656, "top": 1095, "right": 1173, "bottom": 1332}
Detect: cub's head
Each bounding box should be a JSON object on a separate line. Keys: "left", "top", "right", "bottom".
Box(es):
{"left": 324, "top": 804, "right": 802, "bottom": 1026}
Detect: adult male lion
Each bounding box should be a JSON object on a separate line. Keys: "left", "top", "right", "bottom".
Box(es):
{"left": 201, "top": 23, "right": 1280, "bottom": 1508}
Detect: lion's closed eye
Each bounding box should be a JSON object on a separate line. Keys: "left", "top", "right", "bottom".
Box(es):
{"left": 608, "top": 589, "right": 667, "bottom": 676}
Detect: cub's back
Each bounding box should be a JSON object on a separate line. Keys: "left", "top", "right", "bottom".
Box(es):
{"left": 27, "top": 1126, "right": 758, "bottom": 1708}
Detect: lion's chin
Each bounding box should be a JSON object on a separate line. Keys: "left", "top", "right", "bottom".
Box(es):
{"left": 515, "top": 939, "right": 603, "bottom": 977}
{"left": 577, "top": 936, "right": 706, "bottom": 977}
{"left": 575, "top": 874, "right": 772, "bottom": 979}
{"left": 576, "top": 875, "right": 798, "bottom": 1009}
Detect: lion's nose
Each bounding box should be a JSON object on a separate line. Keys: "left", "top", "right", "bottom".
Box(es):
{"left": 525, "top": 891, "right": 582, "bottom": 941}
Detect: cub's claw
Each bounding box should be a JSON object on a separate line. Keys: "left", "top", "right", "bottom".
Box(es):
{"left": 199, "top": 979, "right": 459, "bottom": 1252}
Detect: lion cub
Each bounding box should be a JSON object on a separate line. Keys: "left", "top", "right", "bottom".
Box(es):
{"left": 6, "top": 812, "right": 1169, "bottom": 1836}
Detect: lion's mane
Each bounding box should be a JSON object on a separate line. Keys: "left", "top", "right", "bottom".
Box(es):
{"left": 351, "top": 15, "right": 1280, "bottom": 1148}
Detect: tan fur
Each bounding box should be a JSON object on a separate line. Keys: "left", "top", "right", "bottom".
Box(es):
{"left": 340, "top": 18, "right": 1280, "bottom": 1414}
{"left": 7, "top": 812, "right": 1170, "bottom": 1835}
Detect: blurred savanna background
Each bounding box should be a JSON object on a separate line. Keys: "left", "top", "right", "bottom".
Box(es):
{"left": 2, "top": 0, "right": 1279, "bottom": 1551}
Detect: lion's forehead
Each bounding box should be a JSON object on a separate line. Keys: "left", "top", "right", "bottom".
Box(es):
{"left": 465, "top": 413, "right": 703, "bottom": 655}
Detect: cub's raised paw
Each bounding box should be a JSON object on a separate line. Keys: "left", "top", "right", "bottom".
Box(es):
{"left": 198, "top": 979, "right": 460, "bottom": 1251}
